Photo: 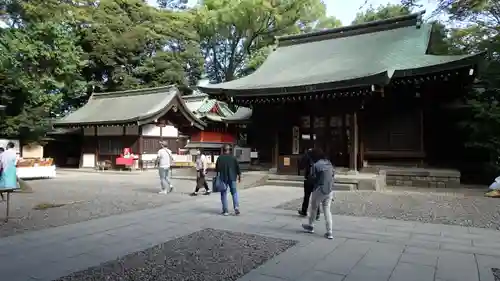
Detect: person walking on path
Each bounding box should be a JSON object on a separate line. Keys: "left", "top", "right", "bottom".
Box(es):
{"left": 301, "top": 148, "right": 335, "bottom": 240}
{"left": 298, "top": 148, "right": 320, "bottom": 220}
{"left": 155, "top": 141, "right": 174, "bottom": 194}
{"left": 0, "top": 142, "right": 19, "bottom": 201}
{"left": 215, "top": 144, "right": 241, "bottom": 216}
{"left": 191, "top": 149, "right": 211, "bottom": 196}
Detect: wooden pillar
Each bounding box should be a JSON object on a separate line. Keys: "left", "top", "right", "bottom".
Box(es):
{"left": 351, "top": 112, "right": 359, "bottom": 171}
{"left": 420, "top": 108, "right": 424, "bottom": 166}
{"left": 94, "top": 126, "right": 99, "bottom": 167}
{"left": 273, "top": 131, "right": 279, "bottom": 169}
{"left": 138, "top": 125, "right": 144, "bottom": 169}
{"left": 79, "top": 128, "right": 84, "bottom": 168}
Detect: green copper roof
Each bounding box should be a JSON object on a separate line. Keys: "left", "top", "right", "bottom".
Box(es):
{"left": 199, "top": 12, "right": 484, "bottom": 97}
{"left": 54, "top": 85, "right": 206, "bottom": 129}
{"left": 223, "top": 107, "right": 252, "bottom": 123}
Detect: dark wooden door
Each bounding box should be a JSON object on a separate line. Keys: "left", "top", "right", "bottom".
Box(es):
{"left": 327, "top": 115, "right": 349, "bottom": 167}
{"left": 314, "top": 115, "right": 349, "bottom": 167}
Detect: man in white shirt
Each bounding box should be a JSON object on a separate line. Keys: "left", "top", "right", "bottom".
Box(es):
{"left": 191, "top": 149, "right": 211, "bottom": 196}
{"left": 156, "top": 141, "right": 174, "bottom": 194}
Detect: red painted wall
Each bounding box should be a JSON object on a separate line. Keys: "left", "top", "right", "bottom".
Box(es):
{"left": 191, "top": 131, "right": 235, "bottom": 143}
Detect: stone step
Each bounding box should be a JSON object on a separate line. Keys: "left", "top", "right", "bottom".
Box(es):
{"left": 266, "top": 180, "right": 356, "bottom": 191}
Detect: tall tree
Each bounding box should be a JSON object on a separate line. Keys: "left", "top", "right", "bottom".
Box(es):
{"left": 352, "top": 3, "right": 451, "bottom": 55}
{"left": 352, "top": 3, "right": 411, "bottom": 24}
{"left": 193, "top": 0, "right": 341, "bottom": 83}
{"left": 0, "top": 0, "right": 204, "bottom": 141}
{"left": 0, "top": 22, "right": 88, "bottom": 141}
{"left": 77, "top": 0, "right": 203, "bottom": 92}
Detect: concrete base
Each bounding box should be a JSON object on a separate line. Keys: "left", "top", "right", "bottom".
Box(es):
{"left": 363, "top": 166, "right": 461, "bottom": 189}
{"left": 266, "top": 170, "right": 386, "bottom": 191}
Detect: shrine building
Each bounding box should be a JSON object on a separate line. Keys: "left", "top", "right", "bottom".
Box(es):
{"left": 199, "top": 12, "right": 485, "bottom": 180}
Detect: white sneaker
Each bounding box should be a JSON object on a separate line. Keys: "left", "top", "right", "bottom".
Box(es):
{"left": 158, "top": 190, "right": 168, "bottom": 194}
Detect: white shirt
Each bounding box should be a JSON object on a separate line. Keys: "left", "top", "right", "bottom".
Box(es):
{"left": 196, "top": 154, "right": 207, "bottom": 171}
{"left": 0, "top": 149, "right": 16, "bottom": 170}
{"left": 157, "top": 148, "right": 173, "bottom": 168}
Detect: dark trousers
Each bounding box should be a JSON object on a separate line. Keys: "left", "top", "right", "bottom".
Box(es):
{"left": 195, "top": 170, "right": 209, "bottom": 192}
{"left": 301, "top": 180, "right": 321, "bottom": 217}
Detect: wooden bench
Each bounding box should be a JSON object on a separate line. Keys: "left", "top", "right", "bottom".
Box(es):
{"left": 0, "top": 188, "right": 16, "bottom": 222}
{"left": 96, "top": 160, "right": 112, "bottom": 171}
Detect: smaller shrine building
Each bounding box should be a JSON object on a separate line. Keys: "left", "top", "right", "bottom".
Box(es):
{"left": 52, "top": 85, "right": 205, "bottom": 169}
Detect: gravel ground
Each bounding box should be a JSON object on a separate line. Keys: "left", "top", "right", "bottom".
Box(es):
{"left": 276, "top": 189, "right": 500, "bottom": 230}
{"left": 0, "top": 170, "right": 265, "bottom": 238}
{"left": 492, "top": 268, "right": 500, "bottom": 281}
{"left": 55, "top": 228, "right": 297, "bottom": 281}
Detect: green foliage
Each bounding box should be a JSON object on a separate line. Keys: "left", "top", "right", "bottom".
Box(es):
{"left": 0, "top": 0, "right": 203, "bottom": 141}
{"left": 78, "top": 0, "right": 203, "bottom": 92}
{"left": 193, "top": 0, "right": 341, "bottom": 82}
{"left": 0, "top": 21, "right": 88, "bottom": 141}
{"left": 352, "top": 3, "right": 411, "bottom": 24}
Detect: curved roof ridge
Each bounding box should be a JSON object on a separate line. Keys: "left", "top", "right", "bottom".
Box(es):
{"left": 92, "top": 85, "right": 176, "bottom": 99}
{"left": 276, "top": 11, "right": 425, "bottom": 48}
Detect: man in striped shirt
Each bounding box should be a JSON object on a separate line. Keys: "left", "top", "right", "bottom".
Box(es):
{"left": 191, "top": 149, "right": 211, "bottom": 196}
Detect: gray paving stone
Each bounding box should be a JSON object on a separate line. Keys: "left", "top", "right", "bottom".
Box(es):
{"left": 313, "top": 239, "right": 373, "bottom": 275}
{"left": 436, "top": 251, "right": 479, "bottom": 281}
{"left": 385, "top": 225, "right": 416, "bottom": 234}
{"left": 236, "top": 272, "right": 288, "bottom": 281}
{"left": 0, "top": 258, "right": 42, "bottom": 281}
{"left": 255, "top": 238, "right": 346, "bottom": 279}
{"left": 473, "top": 239, "right": 500, "bottom": 250}
{"left": 399, "top": 252, "right": 438, "bottom": 267}
{"left": 344, "top": 265, "right": 392, "bottom": 281}
{"left": 475, "top": 254, "right": 500, "bottom": 281}
{"left": 297, "top": 270, "right": 345, "bottom": 281}
{"left": 355, "top": 247, "right": 402, "bottom": 270}
{"left": 28, "top": 253, "right": 108, "bottom": 281}
{"left": 411, "top": 224, "right": 444, "bottom": 235}
{"left": 389, "top": 262, "right": 435, "bottom": 281}
{"left": 412, "top": 233, "right": 473, "bottom": 245}
{"left": 440, "top": 242, "right": 500, "bottom": 257}
{"left": 404, "top": 246, "right": 441, "bottom": 257}
{"left": 404, "top": 238, "right": 441, "bottom": 249}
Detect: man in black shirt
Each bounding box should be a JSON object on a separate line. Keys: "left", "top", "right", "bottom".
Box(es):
{"left": 215, "top": 144, "right": 241, "bottom": 216}
{"left": 298, "top": 148, "right": 320, "bottom": 220}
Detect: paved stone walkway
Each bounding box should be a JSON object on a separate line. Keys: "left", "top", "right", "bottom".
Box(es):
{"left": 1, "top": 185, "right": 500, "bottom": 281}
{"left": 0, "top": 170, "right": 266, "bottom": 237}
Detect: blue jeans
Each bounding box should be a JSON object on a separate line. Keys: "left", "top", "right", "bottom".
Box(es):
{"left": 158, "top": 167, "right": 171, "bottom": 191}
{"left": 220, "top": 181, "right": 239, "bottom": 212}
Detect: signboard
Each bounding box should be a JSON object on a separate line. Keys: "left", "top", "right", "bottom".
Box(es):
{"left": 283, "top": 157, "right": 290, "bottom": 166}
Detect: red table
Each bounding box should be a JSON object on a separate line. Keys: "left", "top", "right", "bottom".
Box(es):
{"left": 116, "top": 157, "right": 134, "bottom": 167}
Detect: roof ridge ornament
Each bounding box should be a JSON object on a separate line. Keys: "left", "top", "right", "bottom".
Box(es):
{"left": 416, "top": 13, "right": 423, "bottom": 29}
{"left": 276, "top": 11, "right": 426, "bottom": 48}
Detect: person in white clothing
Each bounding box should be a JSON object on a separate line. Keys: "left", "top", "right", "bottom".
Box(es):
{"left": 191, "top": 149, "right": 211, "bottom": 196}
{"left": 155, "top": 141, "right": 174, "bottom": 194}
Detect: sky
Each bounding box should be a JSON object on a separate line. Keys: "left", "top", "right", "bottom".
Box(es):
{"left": 147, "top": 0, "right": 440, "bottom": 25}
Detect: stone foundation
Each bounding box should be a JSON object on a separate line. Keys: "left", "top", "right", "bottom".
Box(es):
{"left": 380, "top": 168, "right": 461, "bottom": 188}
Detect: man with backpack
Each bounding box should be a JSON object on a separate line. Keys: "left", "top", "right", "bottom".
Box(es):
{"left": 301, "top": 148, "right": 335, "bottom": 240}
{"left": 298, "top": 148, "right": 320, "bottom": 220}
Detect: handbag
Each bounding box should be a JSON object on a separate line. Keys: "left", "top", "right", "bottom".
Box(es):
{"left": 212, "top": 174, "right": 227, "bottom": 193}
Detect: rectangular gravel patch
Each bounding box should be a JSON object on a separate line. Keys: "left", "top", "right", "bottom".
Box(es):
{"left": 54, "top": 228, "right": 298, "bottom": 281}
{"left": 492, "top": 268, "right": 500, "bottom": 281}
{"left": 275, "top": 191, "right": 500, "bottom": 230}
